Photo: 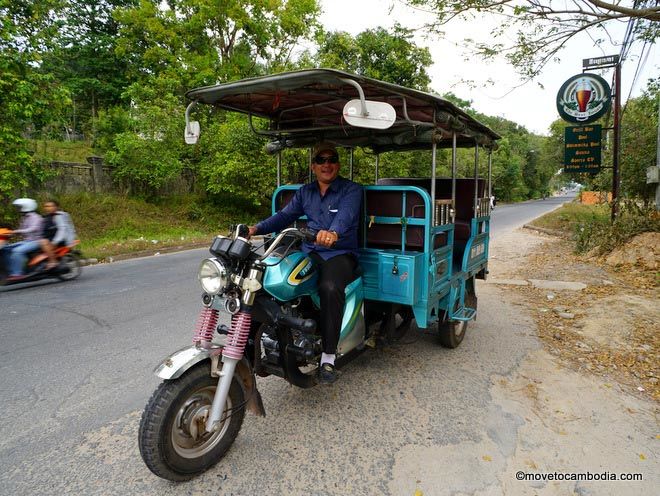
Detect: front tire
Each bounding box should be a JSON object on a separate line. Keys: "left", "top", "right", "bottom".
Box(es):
{"left": 138, "top": 361, "right": 245, "bottom": 481}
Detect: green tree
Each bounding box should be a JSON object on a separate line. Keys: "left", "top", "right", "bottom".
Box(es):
{"left": 103, "top": 93, "right": 187, "bottom": 197}
{"left": 100, "top": 0, "right": 320, "bottom": 196}
{"left": 39, "top": 0, "right": 139, "bottom": 135}
{"left": 316, "top": 24, "right": 432, "bottom": 90}
{"left": 620, "top": 78, "right": 659, "bottom": 201}
{"left": 0, "top": 0, "right": 69, "bottom": 206}
{"left": 114, "top": 0, "right": 321, "bottom": 91}
{"left": 407, "top": 0, "right": 659, "bottom": 79}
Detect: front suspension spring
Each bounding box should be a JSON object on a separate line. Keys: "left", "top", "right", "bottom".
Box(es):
{"left": 222, "top": 311, "right": 252, "bottom": 360}
{"left": 192, "top": 307, "right": 219, "bottom": 347}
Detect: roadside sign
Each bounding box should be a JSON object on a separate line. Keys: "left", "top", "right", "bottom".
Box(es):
{"left": 564, "top": 125, "right": 601, "bottom": 174}
{"left": 556, "top": 73, "right": 611, "bottom": 124}
{"left": 583, "top": 55, "right": 620, "bottom": 69}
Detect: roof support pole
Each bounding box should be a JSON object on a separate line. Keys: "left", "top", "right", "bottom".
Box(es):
{"left": 488, "top": 151, "right": 492, "bottom": 199}
{"left": 474, "top": 142, "right": 479, "bottom": 219}
{"left": 309, "top": 148, "right": 313, "bottom": 183}
{"left": 349, "top": 148, "right": 354, "bottom": 181}
{"left": 375, "top": 154, "right": 380, "bottom": 183}
{"left": 431, "top": 141, "right": 437, "bottom": 226}
{"left": 452, "top": 132, "right": 457, "bottom": 223}
{"left": 277, "top": 151, "right": 282, "bottom": 187}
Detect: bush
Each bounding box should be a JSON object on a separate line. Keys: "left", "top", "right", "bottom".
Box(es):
{"left": 574, "top": 201, "right": 660, "bottom": 255}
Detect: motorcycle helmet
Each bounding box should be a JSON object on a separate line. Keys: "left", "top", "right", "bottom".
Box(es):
{"left": 12, "top": 198, "right": 38, "bottom": 213}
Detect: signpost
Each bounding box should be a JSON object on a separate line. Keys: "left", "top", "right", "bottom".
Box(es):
{"left": 557, "top": 54, "right": 620, "bottom": 221}
{"left": 583, "top": 55, "right": 620, "bottom": 69}
{"left": 564, "top": 125, "right": 601, "bottom": 173}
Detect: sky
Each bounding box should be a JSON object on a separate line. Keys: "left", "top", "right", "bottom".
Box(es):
{"left": 318, "top": 0, "right": 658, "bottom": 135}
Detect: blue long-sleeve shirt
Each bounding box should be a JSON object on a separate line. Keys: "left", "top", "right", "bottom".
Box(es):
{"left": 256, "top": 177, "right": 362, "bottom": 260}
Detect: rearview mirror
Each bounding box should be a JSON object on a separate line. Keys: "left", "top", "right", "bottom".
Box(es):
{"left": 184, "top": 121, "right": 200, "bottom": 144}
{"left": 342, "top": 100, "right": 396, "bottom": 129}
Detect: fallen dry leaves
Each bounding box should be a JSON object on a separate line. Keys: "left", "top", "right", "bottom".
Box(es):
{"left": 503, "top": 233, "right": 659, "bottom": 402}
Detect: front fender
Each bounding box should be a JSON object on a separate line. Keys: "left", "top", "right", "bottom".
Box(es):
{"left": 154, "top": 345, "right": 214, "bottom": 380}
{"left": 153, "top": 345, "right": 266, "bottom": 417}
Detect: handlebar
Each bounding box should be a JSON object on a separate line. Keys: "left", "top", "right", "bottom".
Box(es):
{"left": 259, "top": 227, "right": 317, "bottom": 260}
{"left": 298, "top": 228, "right": 318, "bottom": 244}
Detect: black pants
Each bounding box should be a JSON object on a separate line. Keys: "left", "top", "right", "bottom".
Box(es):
{"left": 310, "top": 253, "right": 357, "bottom": 354}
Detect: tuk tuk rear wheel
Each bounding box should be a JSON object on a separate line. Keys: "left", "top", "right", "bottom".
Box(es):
{"left": 439, "top": 278, "right": 477, "bottom": 349}
{"left": 438, "top": 320, "right": 468, "bottom": 348}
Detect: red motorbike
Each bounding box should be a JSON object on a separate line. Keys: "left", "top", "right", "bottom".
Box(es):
{"left": 0, "top": 228, "right": 83, "bottom": 285}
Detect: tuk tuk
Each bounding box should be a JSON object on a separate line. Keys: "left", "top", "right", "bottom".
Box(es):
{"left": 185, "top": 68, "right": 499, "bottom": 347}
{"left": 139, "top": 69, "right": 500, "bottom": 481}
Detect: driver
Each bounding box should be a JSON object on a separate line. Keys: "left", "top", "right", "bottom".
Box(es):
{"left": 2, "top": 198, "right": 44, "bottom": 281}
{"left": 248, "top": 142, "right": 362, "bottom": 384}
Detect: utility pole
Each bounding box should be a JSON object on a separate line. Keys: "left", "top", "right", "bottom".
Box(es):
{"left": 611, "top": 61, "right": 621, "bottom": 221}
{"left": 655, "top": 96, "right": 660, "bottom": 210}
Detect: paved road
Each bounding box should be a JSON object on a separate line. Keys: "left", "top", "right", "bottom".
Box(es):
{"left": 0, "top": 195, "right": 573, "bottom": 495}
{"left": 489, "top": 193, "right": 575, "bottom": 235}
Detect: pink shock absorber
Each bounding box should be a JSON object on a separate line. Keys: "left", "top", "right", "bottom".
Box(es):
{"left": 192, "top": 307, "right": 219, "bottom": 346}
{"left": 222, "top": 311, "right": 252, "bottom": 359}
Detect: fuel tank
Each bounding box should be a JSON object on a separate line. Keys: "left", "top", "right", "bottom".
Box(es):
{"left": 262, "top": 251, "right": 319, "bottom": 301}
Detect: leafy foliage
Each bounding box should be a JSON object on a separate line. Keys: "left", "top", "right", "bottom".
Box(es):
{"left": 620, "top": 78, "right": 659, "bottom": 201}
{"left": 574, "top": 201, "right": 660, "bottom": 254}
{"left": 407, "top": 0, "right": 660, "bottom": 79}
{"left": 0, "top": 0, "right": 70, "bottom": 206}
{"left": 315, "top": 24, "right": 433, "bottom": 90}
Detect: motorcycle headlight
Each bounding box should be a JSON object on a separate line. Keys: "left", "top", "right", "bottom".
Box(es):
{"left": 198, "top": 258, "right": 228, "bottom": 295}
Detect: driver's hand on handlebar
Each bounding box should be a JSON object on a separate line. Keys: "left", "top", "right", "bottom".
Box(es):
{"left": 316, "top": 229, "right": 338, "bottom": 248}
{"left": 247, "top": 226, "right": 258, "bottom": 238}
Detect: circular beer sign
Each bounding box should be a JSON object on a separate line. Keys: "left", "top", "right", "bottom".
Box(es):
{"left": 556, "top": 73, "right": 611, "bottom": 124}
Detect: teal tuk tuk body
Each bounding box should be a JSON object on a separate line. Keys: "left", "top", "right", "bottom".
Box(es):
{"left": 271, "top": 180, "right": 490, "bottom": 331}
{"left": 185, "top": 69, "right": 499, "bottom": 336}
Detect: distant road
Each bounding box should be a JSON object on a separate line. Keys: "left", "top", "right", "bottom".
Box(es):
{"left": 490, "top": 192, "right": 576, "bottom": 234}
{"left": 0, "top": 193, "right": 576, "bottom": 494}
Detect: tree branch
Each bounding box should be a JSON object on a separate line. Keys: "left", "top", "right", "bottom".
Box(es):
{"left": 587, "top": 0, "right": 660, "bottom": 21}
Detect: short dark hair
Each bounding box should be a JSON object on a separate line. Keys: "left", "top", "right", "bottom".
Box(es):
{"left": 45, "top": 199, "right": 60, "bottom": 207}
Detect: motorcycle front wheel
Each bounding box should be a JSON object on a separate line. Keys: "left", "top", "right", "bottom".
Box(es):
{"left": 138, "top": 361, "right": 245, "bottom": 481}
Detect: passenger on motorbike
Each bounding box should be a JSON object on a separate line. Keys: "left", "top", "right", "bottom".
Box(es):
{"left": 40, "top": 199, "right": 77, "bottom": 270}
{"left": 1, "top": 198, "right": 44, "bottom": 281}
{"left": 248, "top": 142, "right": 362, "bottom": 384}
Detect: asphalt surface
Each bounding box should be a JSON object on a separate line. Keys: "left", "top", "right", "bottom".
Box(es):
{"left": 0, "top": 194, "right": 574, "bottom": 495}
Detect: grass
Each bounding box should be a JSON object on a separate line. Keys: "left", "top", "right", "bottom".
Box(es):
{"left": 29, "top": 139, "right": 97, "bottom": 163}
{"left": 529, "top": 201, "right": 659, "bottom": 255}
{"left": 529, "top": 202, "right": 609, "bottom": 233}
{"left": 12, "top": 193, "right": 266, "bottom": 261}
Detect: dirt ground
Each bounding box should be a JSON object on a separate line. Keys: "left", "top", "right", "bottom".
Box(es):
{"left": 490, "top": 228, "right": 659, "bottom": 402}
{"left": 475, "top": 227, "right": 660, "bottom": 495}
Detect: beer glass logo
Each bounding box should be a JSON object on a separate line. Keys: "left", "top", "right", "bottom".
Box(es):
{"left": 556, "top": 73, "right": 611, "bottom": 124}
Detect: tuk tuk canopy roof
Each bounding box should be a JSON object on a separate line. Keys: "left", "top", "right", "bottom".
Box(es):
{"left": 186, "top": 69, "right": 500, "bottom": 153}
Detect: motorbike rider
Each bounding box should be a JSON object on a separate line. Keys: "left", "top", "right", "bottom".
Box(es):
{"left": 248, "top": 142, "right": 362, "bottom": 384}
{"left": 1, "top": 198, "right": 44, "bottom": 281}
{"left": 40, "top": 199, "right": 77, "bottom": 270}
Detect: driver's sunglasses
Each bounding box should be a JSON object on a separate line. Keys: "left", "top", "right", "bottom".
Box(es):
{"left": 314, "top": 154, "right": 339, "bottom": 165}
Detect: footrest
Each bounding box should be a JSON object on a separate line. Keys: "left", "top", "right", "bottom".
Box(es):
{"left": 450, "top": 306, "right": 476, "bottom": 322}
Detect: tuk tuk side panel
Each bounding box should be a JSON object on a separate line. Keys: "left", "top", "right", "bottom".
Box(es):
{"left": 430, "top": 224, "right": 454, "bottom": 290}
{"left": 460, "top": 217, "right": 490, "bottom": 275}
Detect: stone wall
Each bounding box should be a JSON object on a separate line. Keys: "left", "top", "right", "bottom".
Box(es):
{"left": 43, "top": 158, "right": 195, "bottom": 195}
{"left": 45, "top": 157, "right": 115, "bottom": 194}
